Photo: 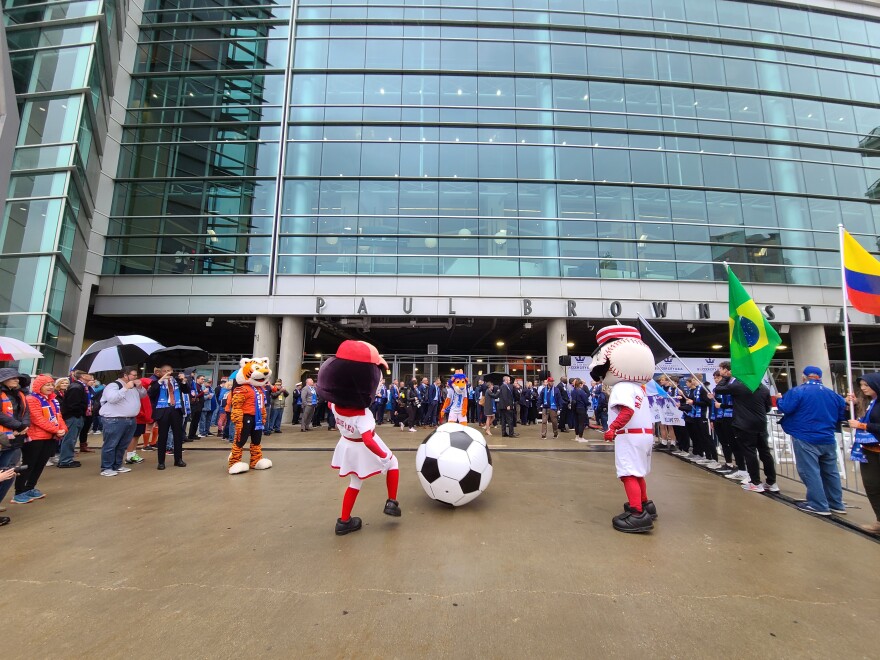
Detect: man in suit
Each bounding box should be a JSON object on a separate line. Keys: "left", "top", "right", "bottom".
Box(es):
{"left": 418, "top": 377, "right": 429, "bottom": 425}
{"left": 371, "top": 379, "right": 388, "bottom": 425}
{"left": 300, "top": 378, "right": 317, "bottom": 432}
{"left": 424, "top": 378, "right": 442, "bottom": 427}
{"left": 499, "top": 376, "right": 518, "bottom": 437}
{"left": 519, "top": 381, "right": 533, "bottom": 426}
{"left": 556, "top": 377, "right": 571, "bottom": 432}
{"left": 147, "top": 365, "right": 189, "bottom": 469}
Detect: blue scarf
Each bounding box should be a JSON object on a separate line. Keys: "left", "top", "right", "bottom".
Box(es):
{"left": 33, "top": 392, "right": 60, "bottom": 425}
{"left": 850, "top": 399, "right": 877, "bottom": 463}
{"left": 252, "top": 386, "right": 265, "bottom": 431}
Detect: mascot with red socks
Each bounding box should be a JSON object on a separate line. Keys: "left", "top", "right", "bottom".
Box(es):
{"left": 590, "top": 325, "right": 658, "bottom": 533}
{"left": 317, "top": 340, "right": 401, "bottom": 536}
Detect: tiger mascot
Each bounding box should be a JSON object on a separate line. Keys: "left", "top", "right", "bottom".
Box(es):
{"left": 227, "top": 357, "right": 273, "bottom": 475}
{"left": 441, "top": 371, "right": 469, "bottom": 424}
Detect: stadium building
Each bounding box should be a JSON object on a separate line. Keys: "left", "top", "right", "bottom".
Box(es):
{"left": 3, "top": 0, "right": 880, "bottom": 392}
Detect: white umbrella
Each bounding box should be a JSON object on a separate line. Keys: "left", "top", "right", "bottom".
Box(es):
{"left": 72, "top": 335, "right": 165, "bottom": 372}
{"left": 0, "top": 336, "right": 43, "bottom": 361}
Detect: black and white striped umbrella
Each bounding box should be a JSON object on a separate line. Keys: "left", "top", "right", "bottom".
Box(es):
{"left": 72, "top": 335, "right": 165, "bottom": 373}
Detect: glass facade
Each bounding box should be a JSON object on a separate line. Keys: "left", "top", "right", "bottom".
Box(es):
{"left": 1, "top": 0, "right": 124, "bottom": 372}
{"left": 105, "top": 0, "right": 880, "bottom": 287}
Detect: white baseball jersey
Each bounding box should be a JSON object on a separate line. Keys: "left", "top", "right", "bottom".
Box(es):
{"left": 609, "top": 381, "right": 653, "bottom": 478}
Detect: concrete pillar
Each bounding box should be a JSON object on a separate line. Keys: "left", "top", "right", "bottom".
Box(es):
{"left": 546, "top": 318, "right": 568, "bottom": 380}
{"left": 791, "top": 325, "right": 831, "bottom": 386}
{"left": 278, "top": 316, "right": 305, "bottom": 423}
{"left": 253, "top": 316, "right": 279, "bottom": 377}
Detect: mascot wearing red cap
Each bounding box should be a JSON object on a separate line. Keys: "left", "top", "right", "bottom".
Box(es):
{"left": 317, "top": 340, "right": 400, "bottom": 536}
{"left": 590, "top": 325, "right": 658, "bottom": 533}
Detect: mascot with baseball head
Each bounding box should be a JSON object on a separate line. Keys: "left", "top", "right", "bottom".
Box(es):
{"left": 317, "top": 340, "right": 400, "bottom": 536}
{"left": 590, "top": 325, "right": 658, "bottom": 533}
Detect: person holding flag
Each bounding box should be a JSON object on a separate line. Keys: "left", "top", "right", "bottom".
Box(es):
{"left": 711, "top": 268, "right": 781, "bottom": 493}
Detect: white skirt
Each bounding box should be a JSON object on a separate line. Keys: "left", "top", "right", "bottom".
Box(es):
{"left": 447, "top": 410, "right": 467, "bottom": 423}
{"left": 614, "top": 434, "right": 653, "bottom": 478}
{"left": 331, "top": 434, "right": 391, "bottom": 479}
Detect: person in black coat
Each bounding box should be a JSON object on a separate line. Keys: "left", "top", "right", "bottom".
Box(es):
{"left": 519, "top": 382, "right": 532, "bottom": 426}
{"left": 711, "top": 377, "right": 775, "bottom": 491}
{"left": 556, "top": 378, "right": 571, "bottom": 432}
{"left": 499, "top": 376, "right": 517, "bottom": 438}
{"left": 186, "top": 373, "right": 206, "bottom": 440}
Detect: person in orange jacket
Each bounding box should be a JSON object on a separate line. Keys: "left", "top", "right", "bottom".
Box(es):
{"left": 13, "top": 374, "right": 67, "bottom": 504}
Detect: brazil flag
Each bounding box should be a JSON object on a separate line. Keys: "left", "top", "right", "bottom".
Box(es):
{"left": 728, "top": 268, "right": 781, "bottom": 392}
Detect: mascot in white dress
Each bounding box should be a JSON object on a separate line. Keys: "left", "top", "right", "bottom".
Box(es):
{"left": 590, "top": 325, "right": 658, "bottom": 533}
{"left": 317, "top": 340, "right": 400, "bottom": 536}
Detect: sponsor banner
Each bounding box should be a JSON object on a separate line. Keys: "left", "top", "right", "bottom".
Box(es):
{"left": 567, "top": 355, "right": 593, "bottom": 382}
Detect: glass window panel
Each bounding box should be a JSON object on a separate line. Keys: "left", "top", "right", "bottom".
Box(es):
{"left": 630, "top": 149, "right": 666, "bottom": 184}
{"left": 723, "top": 57, "right": 757, "bottom": 88}
{"left": 706, "top": 191, "right": 742, "bottom": 225}
{"left": 441, "top": 39, "right": 478, "bottom": 71}
{"left": 327, "top": 39, "right": 365, "bottom": 69}
{"left": 551, "top": 44, "right": 586, "bottom": 74}
{"left": 479, "top": 144, "right": 517, "bottom": 178}
{"left": 400, "top": 181, "right": 438, "bottom": 216}
{"left": 439, "top": 181, "right": 478, "bottom": 216}
{"left": 702, "top": 155, "right": 737, "bottom": 188}
{"left": 596, "top": 185, "right": 633, "bottom": 220}
{"left": 736, "top": 157, "right": 772, "bottom": 192}
{"left": 555, "top": 145, "right": 592, "bottom": 181}
{"left": 403, "top": 40, "right": 441, "bottom": 70}
{"left": 439, "top": 143, "right": 478, "bottom": 177}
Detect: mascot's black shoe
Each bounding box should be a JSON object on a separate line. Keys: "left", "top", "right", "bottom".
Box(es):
{"left": 383, "top": 499, "right": 401, "bottom": 517}
{"left": 335, "top": 517, "right": 362, "bottom": 536}
{"left": 612, "top": 509, "right": 654, "bottom": 533}
{"left": 623, "top": 500, "right": 658, "bottom": 520}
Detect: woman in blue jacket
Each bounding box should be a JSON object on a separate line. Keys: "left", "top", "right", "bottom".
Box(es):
{"left": 848, "top": 373, "right": 880, "bottom": 535}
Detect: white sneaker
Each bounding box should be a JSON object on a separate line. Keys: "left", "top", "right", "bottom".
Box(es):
{"left": 45, "top": 457, "right": 55, "bottom": 466}
{"left": 742, "top": 482, "right": 765, "bottom": 493}
{"left": 116, "top": 467, "right": 132, "bottom": 473}
{"left": 725, "top": 470, "right": 749, "bottom": 481}
{"left": 672, "top": 451, "right": 689, "bottom": 457}
{"left": 100, "top": 469, "right": 118, "bottom": 477}
{"left": 409, "top": 428, "right": 417, "bottom": 433}
{"left": 704, "top": 461, "right": 722, "bottom": 469}
{"left": 761, "top": 482, "right": 780, "bottom": 492}
{"left": 694, "top": 458, "right": 712, "bottom": 465}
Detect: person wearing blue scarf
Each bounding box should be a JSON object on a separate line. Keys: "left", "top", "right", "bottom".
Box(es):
{"left": 147, "top": 366, "right": 188, "bottom": 470}
{"left": 847, "top": 373, "right": 880, "bottom": 534}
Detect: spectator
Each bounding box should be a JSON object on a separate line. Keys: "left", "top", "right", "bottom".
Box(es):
{"left": 77, "top": 374, "right": 96, "bottom": 452}
{"left": 210, "top": 377, "right": 227, "bottom": 431}
{"left": 777, "top": 366, "right": 847, "bottom": 516}
{"left": 292, "top": 382, "right": 303, "bottom": 426}
{"left": 0, "top": 368, "right": 30, "bottom": 519}
{"left": 556, "top": 377, "right": 571, "bottom": 432}
{"left": 482, "top": 382, "right": 499, "bottom": 437}
{"left": 199, "top": 377, "right": 214, "bottom": 436}
{"left": 268, "top": 380, "right": 289, "bottom": 434}
{"left": 46, "top": 377, "right": 70, "bottom": 467}
{"left": 711, "top": 370, "right": 737, "bottom": 473}
{"left": 300, "top": 378, "right": 317, "bottom": 432}
{"left": 424, "top": 378, "right": 442, "bottom": 427}
{"left": 90, "top": 380, "right": 104, "bottom": 434}
{"left": 594, "top": 385, "right": 609, "bottom": 432}
{"left": 371, "top": 379, "right": 387, "bottom": 425}
{"left": 14, "top": 374, "right": 66, "bottom": 503}
{"left": 217, "top": 379, "right": 233, "bottom": 441}
{"left": 499, "top": 376, "right": 517, "bottom": 438}
{"left": 519, "top": 381, "right": 533, "bottom": 426}
{"left": 846, "top": 373, "right": 880, "bottom": 534}
{"left": 712, "top": 376, "right": 776, "bottom": 493}
{"left": 186, "top": 373, "right": 206, "bottom": 440}
{"left": 147, "top": 365, "right": 189, "bottom": 470}
{"left": 571, "top": 379, "right": 590, "bottom": 442}
{"left": 58, "top": 370, "right": 89, "bottom": 468}
{"left": 99, "top": 367, "right": 144, "bottom": 477}
{"left": 404, "top": 378, "right": 420, "bottom": 432}
{"left": 538, "top": 377, "right": 559, "bottom": 439}
{"left": 125, "top": 377, "right": 153, "bottom": 464}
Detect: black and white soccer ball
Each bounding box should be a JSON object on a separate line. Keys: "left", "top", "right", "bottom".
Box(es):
{"left": 416, "top": 423, "right": 493, "bottom": 506}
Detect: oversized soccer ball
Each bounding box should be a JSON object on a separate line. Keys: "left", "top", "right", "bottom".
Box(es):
{"left": 416, "top": 423, "right": 493, "bottom": 506}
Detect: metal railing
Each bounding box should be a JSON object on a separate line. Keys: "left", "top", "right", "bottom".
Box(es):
{"left": 766, "top": 412, "right": 865, "bottom": 496}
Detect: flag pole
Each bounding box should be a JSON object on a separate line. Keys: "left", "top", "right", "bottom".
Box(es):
{"left": 637, "top": 313, "right": 712, "bottom": 394}
{"left": 838, "top": 224, "right": 856, "bottom": 418}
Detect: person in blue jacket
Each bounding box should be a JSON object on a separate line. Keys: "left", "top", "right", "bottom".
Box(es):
{"left": 777, "top": 366, "right": 847, "bottom": 516}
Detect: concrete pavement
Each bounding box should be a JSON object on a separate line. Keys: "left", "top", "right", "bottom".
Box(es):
{"left": 2, "top": 424, "right": 879, "bottom": 659}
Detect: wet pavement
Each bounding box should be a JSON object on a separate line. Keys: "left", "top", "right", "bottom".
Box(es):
{"left": 2, "top": 422, "right": 878, "bottom": 658}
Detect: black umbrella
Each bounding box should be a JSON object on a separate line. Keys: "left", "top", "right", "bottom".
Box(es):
{"left": 482, "top": 372, "right": 509, "bottom": 385}
{"left": 72, "top": 335, "right": 165, "bottom": 372}
{"left": 146, "top": 345, "right": 210, "bottom": 369}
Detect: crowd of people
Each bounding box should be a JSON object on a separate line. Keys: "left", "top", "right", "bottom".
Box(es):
{"left": 2, "top": 361, "right": 878, "bottom": 535}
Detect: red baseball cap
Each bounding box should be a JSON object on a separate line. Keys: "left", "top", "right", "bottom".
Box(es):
{"left": 595, "top": 325, "right": 641, "bottom": 347}
{"left": 335, "top": 340, "right": 388, "bottom": 369}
